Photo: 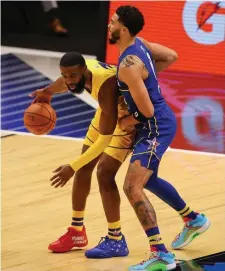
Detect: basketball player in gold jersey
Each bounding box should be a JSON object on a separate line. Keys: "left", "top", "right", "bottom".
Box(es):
{"left": 31, "top": 53, "right": 134, "bottom": 255}
{"left": 30, "top": 47, "right": 178, "bottom": 257}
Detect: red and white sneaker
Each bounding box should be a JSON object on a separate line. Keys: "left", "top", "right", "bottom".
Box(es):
{"left": 48, "top": 226, "right": 88, "bottom": 253}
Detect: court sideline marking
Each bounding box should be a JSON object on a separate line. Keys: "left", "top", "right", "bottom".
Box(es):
{"left": 1, "top": 130, "right": 224, "bottom": 158}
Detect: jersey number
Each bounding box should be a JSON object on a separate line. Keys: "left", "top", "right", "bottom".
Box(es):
{"left": 146, "top": 52, "right": 161, "bottom": 94}
{"left": 146, "top": 52, "right": 157, "bottom": 80}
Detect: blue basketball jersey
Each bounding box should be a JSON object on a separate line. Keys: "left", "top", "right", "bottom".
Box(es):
{"left": 117, "top": 38, "right": 166, "bottom": 118}
{"left": 116, "top": 38, "right": 177, "bottom": 170}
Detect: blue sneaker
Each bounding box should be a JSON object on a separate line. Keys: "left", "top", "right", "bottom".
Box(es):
{"left": 128, "top": 251, "right": 176, "bottom": 271}
{"left": 85, "top": 235, "right": 129, "bottom": 258}
{"left": 171, "top": 213, "right": 211, "bottom": 249}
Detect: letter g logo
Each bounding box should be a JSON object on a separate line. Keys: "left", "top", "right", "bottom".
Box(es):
{"left": 183, "top": 1, "right": 225, "bottom": 45}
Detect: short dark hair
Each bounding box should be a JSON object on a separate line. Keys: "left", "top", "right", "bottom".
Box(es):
{"left": 60, "top": 52, "right": 86, "bottom": 67}
{"left": 116, "top": 5, "right": 145, "bottom": 37}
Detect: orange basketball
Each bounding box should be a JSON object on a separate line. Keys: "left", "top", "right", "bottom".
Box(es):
{"left": 24, "top": 103, "right": 57, "bottom": 135}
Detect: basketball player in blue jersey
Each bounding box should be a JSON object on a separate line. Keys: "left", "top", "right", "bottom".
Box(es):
{"left": 106, "top": 5, "right": 211, "bottom": 271}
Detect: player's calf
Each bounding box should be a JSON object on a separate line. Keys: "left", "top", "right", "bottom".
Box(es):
{"left": 97, "top": 154, "right": 124, "bottom": 241}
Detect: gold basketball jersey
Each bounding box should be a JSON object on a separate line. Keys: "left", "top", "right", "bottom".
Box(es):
{"left": 86, "top": 59, "right": 116, "bottom": 101}
{"left": 85, "top": 59, "right": 128, "bottom": 119}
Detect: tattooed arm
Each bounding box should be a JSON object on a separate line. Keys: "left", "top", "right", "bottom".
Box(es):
{"left": 118, "top": 55, "right": 154, "bottom": 118}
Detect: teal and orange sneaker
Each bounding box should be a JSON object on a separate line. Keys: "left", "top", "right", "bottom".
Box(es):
{"left": 128, "top": 251, "right": 176, "bottom": 271}
{"left": 171, "top": 213, "right": 211, "bottom": 249}
{"left": 85, "top": 235, "right": 129, "bottom": 258}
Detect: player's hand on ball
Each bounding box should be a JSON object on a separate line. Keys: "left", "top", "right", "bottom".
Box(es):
{"left": 29, "top": 89, "right": 52, "bottom": 104}
{"left": 50, "top": 164, "right": 75, "bottom": 188}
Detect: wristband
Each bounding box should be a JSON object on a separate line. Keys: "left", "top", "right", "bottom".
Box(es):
{"left": 132, "top": 110, "right": 148, "bottom": 122}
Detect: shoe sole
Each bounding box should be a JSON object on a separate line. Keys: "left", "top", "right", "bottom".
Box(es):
{"left": 85, "top": 252, "right": 129, "bottom": 259}
{"left": 172, "top": 219, "right": 211, "bottom": 250}
{"left": 167, "top": 263, "right": 177, "bottom": 270}
{"left": 49, "top": 244, "right": 88, "bottom": 253}
{"left": 128, "top": 262, "right": 176, "bottom": 271}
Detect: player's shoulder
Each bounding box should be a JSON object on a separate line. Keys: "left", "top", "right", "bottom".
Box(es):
{"left": 86, "top": 59, "right": 116, "bottom": 73}
{"left": 136, "top": 36, "right": 148, "bottom": 44}
{"left": 98, "top": 75, "right": 118, "bottom": 106}
{"left": 85, "top": 58, "right": 98, "bottom": 68}
{"left": 119, "top": 54, "right": 144, "bottom": 71}
{"left": 86, "top": 59, "right": 103, "bottom": 77}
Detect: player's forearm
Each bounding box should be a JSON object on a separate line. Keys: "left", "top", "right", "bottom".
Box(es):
{"left": 131, "top": 85, "right": 154, "bottom": 118}
{"left": 154, "top": 59, "right": 176, "bottom": 73}
{"left": 141, "top": 39, "right": 178, "bottom": 72}
{"left": 153, "top": 46, "right": 178, "bottom": 73}
{"left": 70, "top": 134, "right": 113, "bottom": 171}
{"left": 119, "top": 67, "right": 154, "bottom": 118}
{"left": 70, "top": 111, "right": 116, "bottom": 171}
{"left": 44, "top": 76, "right": 68, "bottom": 94}
{"left": 144, "top": 41, "right": 178, "bottom": 62}
{"left": 99, "top": 110, "right": 117, "bottom": 135}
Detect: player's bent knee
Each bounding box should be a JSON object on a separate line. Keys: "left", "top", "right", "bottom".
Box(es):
{"left": 123, "top": 161, "right": 154, "bottom": 199}
{"left": 123, "top": 178, "right": 142, "bottom": 199}
{"left": 97, "top": 165, "right": 116, "bottom": 188}
{"left": 97, "top": 161, "right": 119, "bottom": 191}
{"left": 97, "top": 154, "right": 121, "bottom": 181}
{"left": 74, "top": 163, "right": 95, "bottom": 190}
{"left": 123, "top": 182, "right": 137, "bottom": 199}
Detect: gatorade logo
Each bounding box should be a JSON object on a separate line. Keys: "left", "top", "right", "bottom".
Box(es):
{"left": 183, "top": 1, "right": 225, "bottom": 45}
{"left": 181, "top": 97, "right": 224, "bottom": 153}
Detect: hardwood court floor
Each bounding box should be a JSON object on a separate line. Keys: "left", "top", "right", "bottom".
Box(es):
{"left": 2, "top": 135, "right": 225, "bottom": 271}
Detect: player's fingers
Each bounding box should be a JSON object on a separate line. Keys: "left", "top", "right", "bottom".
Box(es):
{"left": 28, "top": 91, "right": 37, "bottom": 98}
{"left": 60, "top": 180, "right": 67, "bottom": 187}
{"left": 50, "top": 172, "right": 61, "bottom": 181}
{"left": 54, "top": 180, "right": 64, "bottom": 188}
{"left": 50, "top": 176, "right": 61, "bottom": 185}
{"left": 52, "top": 166, "right": 63, "bottom": 173}
{"left": 51, "top": 177, "right": 61, "bottom": 186}
{"left": 31, "top": 99, "right": 38, "bottom": 104}
{"left": 32, "top": 98, "right": 49, "bottom": 104}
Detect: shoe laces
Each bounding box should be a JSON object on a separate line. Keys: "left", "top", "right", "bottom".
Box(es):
{"left": 174, "top": 223, "right": 190, "bottom": 242}
{"left": 97, "top": 236, "right": 110, "bottom": 247}
{"left": 98, "top": 237, "right": 106, "bottom": 244}
{"left": 140, "top": 252, "right": 158, "bottom": 265}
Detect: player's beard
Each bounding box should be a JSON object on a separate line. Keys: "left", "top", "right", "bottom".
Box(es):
{"left": 67, "top": 75, "right": 86, "bottom": 94}
{"left": 109, "top": 29, "right": 120, "bottom": 44}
